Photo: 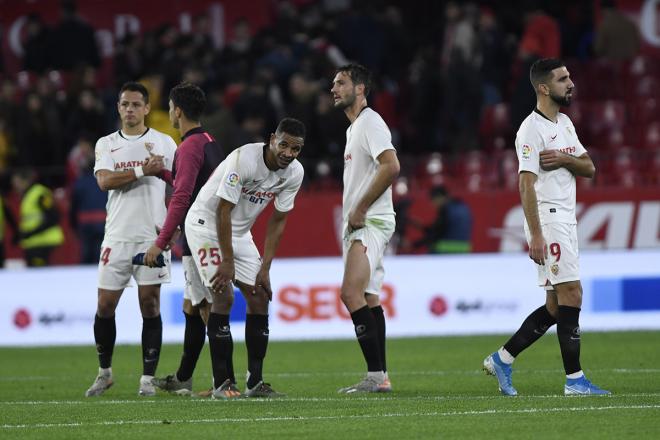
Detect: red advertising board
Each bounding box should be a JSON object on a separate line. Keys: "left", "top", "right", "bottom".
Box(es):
{"left": 249, "top": 187, "right": 660, "bottom": 257}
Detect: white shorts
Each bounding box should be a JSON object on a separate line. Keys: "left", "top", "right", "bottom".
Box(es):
{"left": 524, "top": 222, "right": 580, "bottom": 290}
{"left": 342, "top": 218, "right": 395, "bottom": 295}
{"left": 182, "top": 256, "right": 211, "bottom": 306}
{"left": 98, "top": 240, "right": 171, "bottom": 290}
{"left": 186, "top": 223, "right": 262, "bottom": 287}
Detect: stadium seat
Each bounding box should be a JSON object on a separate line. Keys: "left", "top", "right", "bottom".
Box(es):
{"left": 585, "top": 100, "right": 626, "bottom": 140}
{"left": 479, "top": 103, "right": 511, "bottom": 138}
{"left": 642, "top": 122, "right": 660, "bottom": 150}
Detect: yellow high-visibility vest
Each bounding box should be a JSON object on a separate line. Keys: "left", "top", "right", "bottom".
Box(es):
{"left": 19, "top": 184, "right": 64, "bottom": 249}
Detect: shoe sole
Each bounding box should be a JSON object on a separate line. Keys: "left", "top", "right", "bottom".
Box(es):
{"left": 85, "top": 381, "right": 113, "bottom": 397}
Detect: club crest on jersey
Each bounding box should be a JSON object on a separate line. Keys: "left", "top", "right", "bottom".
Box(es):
{"left": 551, "top": 264, "right": 559, "bottom": 276}
{"left": 144, "top": 142, "right": 154, "bottom": 152}
{"left": 277, "top": 177, "right": 286, "bottom": 185}
{"left": 226, "top": 172, "right": 240, "bottom": 187}
{"left": 521, "top": 144, "right": 531, "bottom": 160}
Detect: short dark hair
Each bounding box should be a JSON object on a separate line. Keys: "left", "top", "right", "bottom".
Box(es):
{"left": 169, "top": 82, "right": 206, "bottom": 122}
{"left": 118, "top": 81, "right": 149, "bottom": 104}
{"left": 276, "top": 118, "right": 306, "bottom": 139}
{"left": 336, "top": 63, "right": 372, "bottom": 97}
{"left": 529, "top": 58, "right": 565, "bottom": 92}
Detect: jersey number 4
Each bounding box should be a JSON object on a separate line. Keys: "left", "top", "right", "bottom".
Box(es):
{"left": 100, "top": 247, "right": 112, "bottom": 265}
{"left": 198, "top": 247, "right": 221, "bottom": 266}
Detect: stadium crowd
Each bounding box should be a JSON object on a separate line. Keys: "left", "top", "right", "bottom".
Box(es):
{"left": 0, "top": 0, "right": 658, "bottom": 265}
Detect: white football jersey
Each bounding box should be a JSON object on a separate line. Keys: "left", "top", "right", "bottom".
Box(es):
{"left": 187, "top": 142, "right": 304, "bottom": 238}
{"left": 342, "top": 107, "right": 396, "bottom": 222}
{"left": 516, "top": 110, "right": 587, "bottom": 225}
{"left": 94, "top": 128, "right": 177, "bottom": 242}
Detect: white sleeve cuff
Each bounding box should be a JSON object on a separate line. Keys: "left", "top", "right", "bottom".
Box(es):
{"left": 134, "top": 166, "right": 144, "bottom": 179}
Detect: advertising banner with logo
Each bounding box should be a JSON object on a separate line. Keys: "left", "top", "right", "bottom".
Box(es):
{"left": 248, "top": 188, "right": 660, "bottom": 257}
{"left": 1, "top": 250, "right": 658, "bottom": 346}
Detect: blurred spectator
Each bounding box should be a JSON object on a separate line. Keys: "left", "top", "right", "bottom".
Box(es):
{"left": 14, "top": 92, "right": 63, "bottom": 173}
{"left": 413, "top": 185, "right": 472, "bottom": 254}
{"left": 22, "top": 14, "right": 52, "bottom": 73}
{"left": 511, "top": 3, "right": 560, "bottom": 130}
{"left": 441, "top": 2, "right": 482, "bottom": 151}
{"left": 50, "top": 0, "right": 100, "bottom": 70}
{"left": 65, "top": 88, "right": 106, "bottom": 148}
{"left": 69, "top": 140, "right": 106, "bottom": 264}
{"left": 594, "top": 0, "right": 640, "bottom": 61}
{"left": 477, "top": 7, "right": 511, "bottom": 105}
{"left": 0, "top": 191, "right": 19, "bottom": 268}
{"left": 11, "top": 168, "right": 64, "bottom": 266}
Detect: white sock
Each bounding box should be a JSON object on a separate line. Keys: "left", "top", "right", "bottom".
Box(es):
{"left": 566, "top": 370, "right": 584, "bottom": 380}
{"left": 367, "top": 371, "right": 385, "bottom": 382}
{"left": 140, "top": 374, "right": 154, "bottom": 383}
{"left": 498, "top": 347, "right": 515, "bottom": 364}
{"left": 99, "top": 367, "right": 112, "bottom": 377}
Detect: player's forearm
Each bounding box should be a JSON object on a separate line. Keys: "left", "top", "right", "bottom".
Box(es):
{"left": 96, "top": 168, "right": 142, "bottom": 191}
{"left": 563, "top": 153, "right": 595, "bottom": 178}
{"left": 355, "top": 159, "right": 399, "bottom": 214}
{"left": 519, "top": 173, "right": 543, "bottom": 236}
{"left": 216, "top": 201, "right": 234, "bottom": 262}
{"left": 261, "top": 211, "right": 288, "bottom": 270}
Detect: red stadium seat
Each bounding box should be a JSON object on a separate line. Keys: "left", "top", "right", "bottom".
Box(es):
{"left": 585, "top": 100, "right": 626, "bottom": 139}
{"left": 642, "top": 122, "right": 660, "bottom": 150}
{"left": 480, "top": 103, "right": 511, "bottom": 137}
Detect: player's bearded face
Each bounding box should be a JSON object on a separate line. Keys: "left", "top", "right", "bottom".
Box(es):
{"left": 334, "top": 87, "right": 356, "bottom": 110}
{"left": 550, "top": 89, "right": 572, "bottom": 107}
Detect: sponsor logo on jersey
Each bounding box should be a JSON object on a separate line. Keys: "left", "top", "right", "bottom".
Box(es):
{"left": 226, "top": 172, "right": 240, "bottom": 187}
{"left": 558, "top": 146, "right": 576, "bottom": 154}
{"left": 521, "top": 144, "right": 531, "bottom": 160}
{"left": 114, "top": 160, "right": 145, "bottom": 170}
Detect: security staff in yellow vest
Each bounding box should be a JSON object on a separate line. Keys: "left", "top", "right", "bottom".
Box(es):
{"left": 0, "top": 193, "right": 18, "bottom": 268}
{"left": 11, "top": 169, "right": 64, "bottom": 267}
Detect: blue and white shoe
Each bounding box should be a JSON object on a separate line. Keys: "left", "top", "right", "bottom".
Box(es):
{"left": 564, "top": 376, "right": 611, "bottom": 395}
{"left": 483, "top": 352, "right": 518, "bottom": 396}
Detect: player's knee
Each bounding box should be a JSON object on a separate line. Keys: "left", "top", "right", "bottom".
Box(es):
{"left": 97, "top": 297, "right": 118, "bottom": 317}
{"left": 245, "top": 294, "right": 268, "bottom": 314}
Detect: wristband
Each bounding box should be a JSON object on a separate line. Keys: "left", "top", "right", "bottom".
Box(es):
{"left": 134, "top": 166, "right": 144, "bottom": 179}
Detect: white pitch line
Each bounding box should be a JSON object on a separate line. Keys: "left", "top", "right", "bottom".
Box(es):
{"left": 2, "top": 404, "right": 660, "bottom": 429}
{"left": 2, "top": 392, "right": 660, "bottom": 406}
{"left": 2, "top": 368, "right": 659, "bottom": 382}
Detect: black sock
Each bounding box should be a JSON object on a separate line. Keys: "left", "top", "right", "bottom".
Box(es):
{"left": 176, "top": 312, "right": 206, "bottom": 382}
{"left": 207, "top": 313, "right": 233, "bottom": 389}
{"left": 503, "top": 305, "right": 557, "bottom": 357}
{"left": 94, "top": 315, "right": 116, "bottom": 369}
{"left": 556, "top": 305, "right": 582, "bottom": 375}
{"left": 142, "top": 315, "right": 162, "bottom": 376}
{"left": 245, "top": 314, "right": 269, "bottom": 388}
{"left": 351, "top": 305, "right": 383, "bottom": 372}
{"left": 370, "top": 306, "right": 387, "bottom": 373}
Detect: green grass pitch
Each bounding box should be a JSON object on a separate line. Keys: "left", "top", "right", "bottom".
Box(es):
{"left": 1, "top": 331, "right": 659, "bottom": 439}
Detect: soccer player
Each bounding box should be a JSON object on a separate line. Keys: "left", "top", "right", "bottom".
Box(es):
{"left": 144, "top": 82, "right": 225, "bottom": 396}
{"left": 184, "top": 117, "right": 305, "bottom": 399}
{"left": 331, "top": 64, "right": 400, "bottom": 393}
{"left": 483, "top": 58, "right": 610, "bottom": 396}
{"left": 85, "top": 82, "right": 177, "bottom": 397}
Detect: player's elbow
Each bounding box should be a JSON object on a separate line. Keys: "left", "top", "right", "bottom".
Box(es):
{"left": 585, "top": 162, "right": 596, "bottom": 179}
{"left": 386, "top": 159, "right": 400, "bottom": 182}
{"left": 96, "top": 177, "right": 110, "bottom": 192}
